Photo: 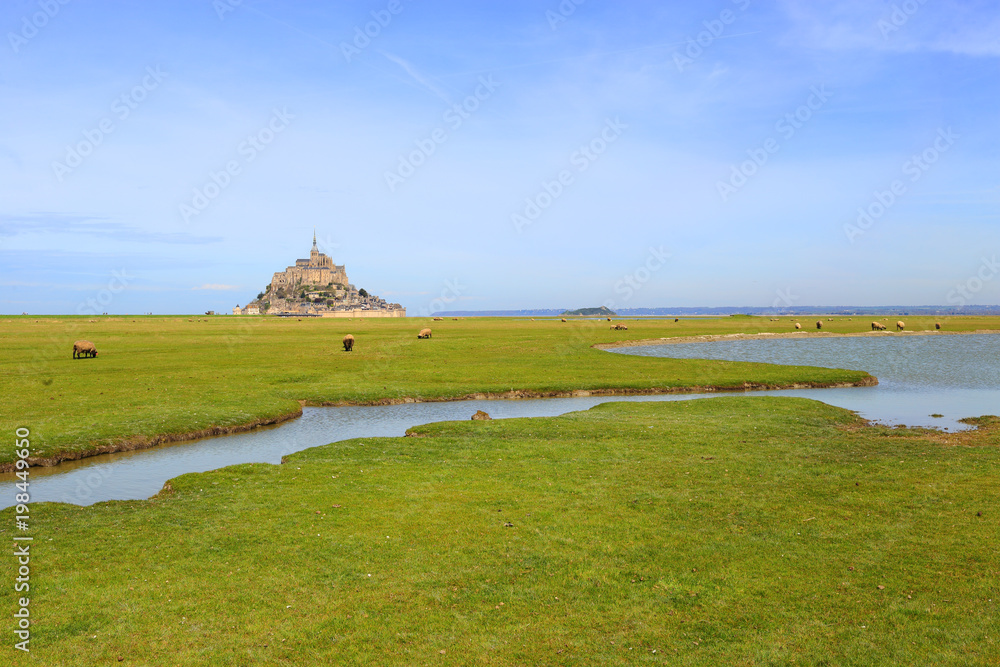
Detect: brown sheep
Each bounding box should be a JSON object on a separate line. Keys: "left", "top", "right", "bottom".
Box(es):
{"left": 794, "top": 322, "right": 802, "bottom": 330}
{"left": 607, "top": 317, "right": 612, "bottom": 322}
{"left": 816, "top": 321, "right": 822, "bottom": 330}
{"left": 433, "top": 317, "right": 443, "bottom": 321}
{"left": 871, "top": 321, "right": 880, "bottom": 331}
{"left": 674, "top": 318, "right": 679, "bottom": 322}
{"left": 73, "top": 340, "right": 98, "bottom": 358}
{"left": 560, "top": 318, "right": 567, "bottom": 322}
{"left": 611, "top": 324, "right": 628, "bottom": 331}
{"left": 896, "top": 321, "right": 905, "bottom": 331}
{"left": 342, "top": 334, "right": 354, "bottom": 352}
{"left": 417, "top": 328, "right": 432, "bottom": 339}
{"left": 935, "top": 322, "right": 941, "bottom": 330}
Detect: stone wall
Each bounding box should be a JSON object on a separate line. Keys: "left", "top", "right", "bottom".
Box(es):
{"left": 320, "top": 309, "right": 407, "bottom": 318}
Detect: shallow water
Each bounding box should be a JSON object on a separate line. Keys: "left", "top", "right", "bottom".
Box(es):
{"left": 614, "top": 332, "right": 1000, "bottom": 431}
{"left": 4, "top": 333, "right": 997, "bottom": 508}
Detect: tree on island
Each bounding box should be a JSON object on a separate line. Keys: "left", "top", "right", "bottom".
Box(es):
{"left": 359, "top": 288, "right": 369, "bottom": 298}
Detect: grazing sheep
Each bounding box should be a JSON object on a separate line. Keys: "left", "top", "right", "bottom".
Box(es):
{"left": 794, "top": 322, "right": 802, "bottom": 330}
{"left": 342, "top": 334, "right": 354, "bottom": 352}
{"left": 560, "top": 318, "right": 567, "bottom": 322}
{"left": 607, "top": 317, "right": 612, "bottom": 322}
{"left": 73, "top": 340, "right": 98, "bottom": 359}
{"left": 935, "top": 322, "right": 941, "bottom": 330}
{"left": 871, "top": 321, "right": 880, "bottom": 331}
{"left": 417, "top": 328, "right": 432, "bottom": 339}
{"left": 471, "top": 410, "right": 492, "bottom": 421}
{"left": 674, "top": 318, "right": 679, "bottom": 322}
{"left": 816, "top": 321, "right": 823, "bottom": 330}
{"left": 433, "top": 317, "right": 443, "bottom": 321}
{"left": 896, "top": 321, "right": 905, "bottom": 331}
{"left": 611, "top": 324, "right": 628, "bottom": 331}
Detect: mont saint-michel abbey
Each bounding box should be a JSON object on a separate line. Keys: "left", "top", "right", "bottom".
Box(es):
{"left": 269, "top": 233, "right": 349, "bottom": 290}
{"left": 234, "top": 232, "right": 405, "bottom": 318}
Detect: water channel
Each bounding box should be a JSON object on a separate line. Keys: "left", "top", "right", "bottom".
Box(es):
{"left": 4, "top": 333, "right": 996, "bottom": 508}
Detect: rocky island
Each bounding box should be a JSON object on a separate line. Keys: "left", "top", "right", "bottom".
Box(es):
{"left": 233, "top": 232, "right": 406, "bottom": 318}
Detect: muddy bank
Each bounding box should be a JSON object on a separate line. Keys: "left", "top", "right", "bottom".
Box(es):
{"left": 306, "top": 379, "right": 877, "bottom": 409}
{"left": 6, "top": 375, "right": 878, "bottom": 472}
{"left": 595, "top": 328, "right": 1000, "bottom": 350}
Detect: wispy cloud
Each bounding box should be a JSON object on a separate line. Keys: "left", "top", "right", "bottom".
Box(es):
{"left": 779, "top": 0, "right": 1000, "bottom": 56}
{"left": 0, "top": 214, "right": 223, "bottom": 244}
{"left": 379, "top": 51, "right": 454, "bottom": 104}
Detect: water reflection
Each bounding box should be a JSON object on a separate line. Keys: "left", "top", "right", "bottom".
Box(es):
{"left": 4, "top": 333, "right": 996, "bottom": 508}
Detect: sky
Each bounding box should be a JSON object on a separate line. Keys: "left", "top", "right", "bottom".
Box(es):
{"left": 1, "top": 0, "right": 998, "bottom": 315}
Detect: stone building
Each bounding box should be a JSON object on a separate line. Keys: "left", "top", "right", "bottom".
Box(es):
{"left": 269, "top": 231, "right": 349, "bottom": 290}
{"left": 232, "top": 231, "right": 406, "bottom": 317}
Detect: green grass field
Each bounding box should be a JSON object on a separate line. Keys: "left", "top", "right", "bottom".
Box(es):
{"left": 7, "top": 313, "right": 976, "bottom": 467}
{"left": 2, "top": 397, "right": 997, "bottom": 664}
{"left": 3, "top": 314, "right": 999, "bottom": 664}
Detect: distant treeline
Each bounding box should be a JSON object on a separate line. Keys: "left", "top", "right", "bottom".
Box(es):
{"left": 437, "top": 305, "right": 1000, "bottom": 317}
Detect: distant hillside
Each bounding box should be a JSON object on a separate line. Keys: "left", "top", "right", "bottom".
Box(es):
{"left": 563, "top": 306, "right": 617, "bottom": 316}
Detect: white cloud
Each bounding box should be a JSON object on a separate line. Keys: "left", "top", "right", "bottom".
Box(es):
{"left": 779, "top": 0, "right": 1000, "bottom": 57}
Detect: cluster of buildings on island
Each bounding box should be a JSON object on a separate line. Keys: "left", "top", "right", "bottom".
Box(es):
{"left": 233, "top": 232, "right": 405, "bottom": 318}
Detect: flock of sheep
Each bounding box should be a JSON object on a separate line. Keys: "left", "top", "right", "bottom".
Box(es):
{"left": 789, "top": 319, "right": 942, "bottom": 332}
{"left": 790, "top": 319, "right": 941, "bottom": 332}
{"left": 72, "top": 317, "right": 948, "bottom": 359}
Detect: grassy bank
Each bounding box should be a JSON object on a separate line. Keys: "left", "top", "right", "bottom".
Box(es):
{"left": 4, "top": 313, "right": 962, "bottom": 467}
{"left": 2, "top": 397, "right": 997, "bottom": 664}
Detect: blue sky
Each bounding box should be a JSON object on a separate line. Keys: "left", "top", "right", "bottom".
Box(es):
{"left": 1, "top": 0, "right": 998, "bottom": 314}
